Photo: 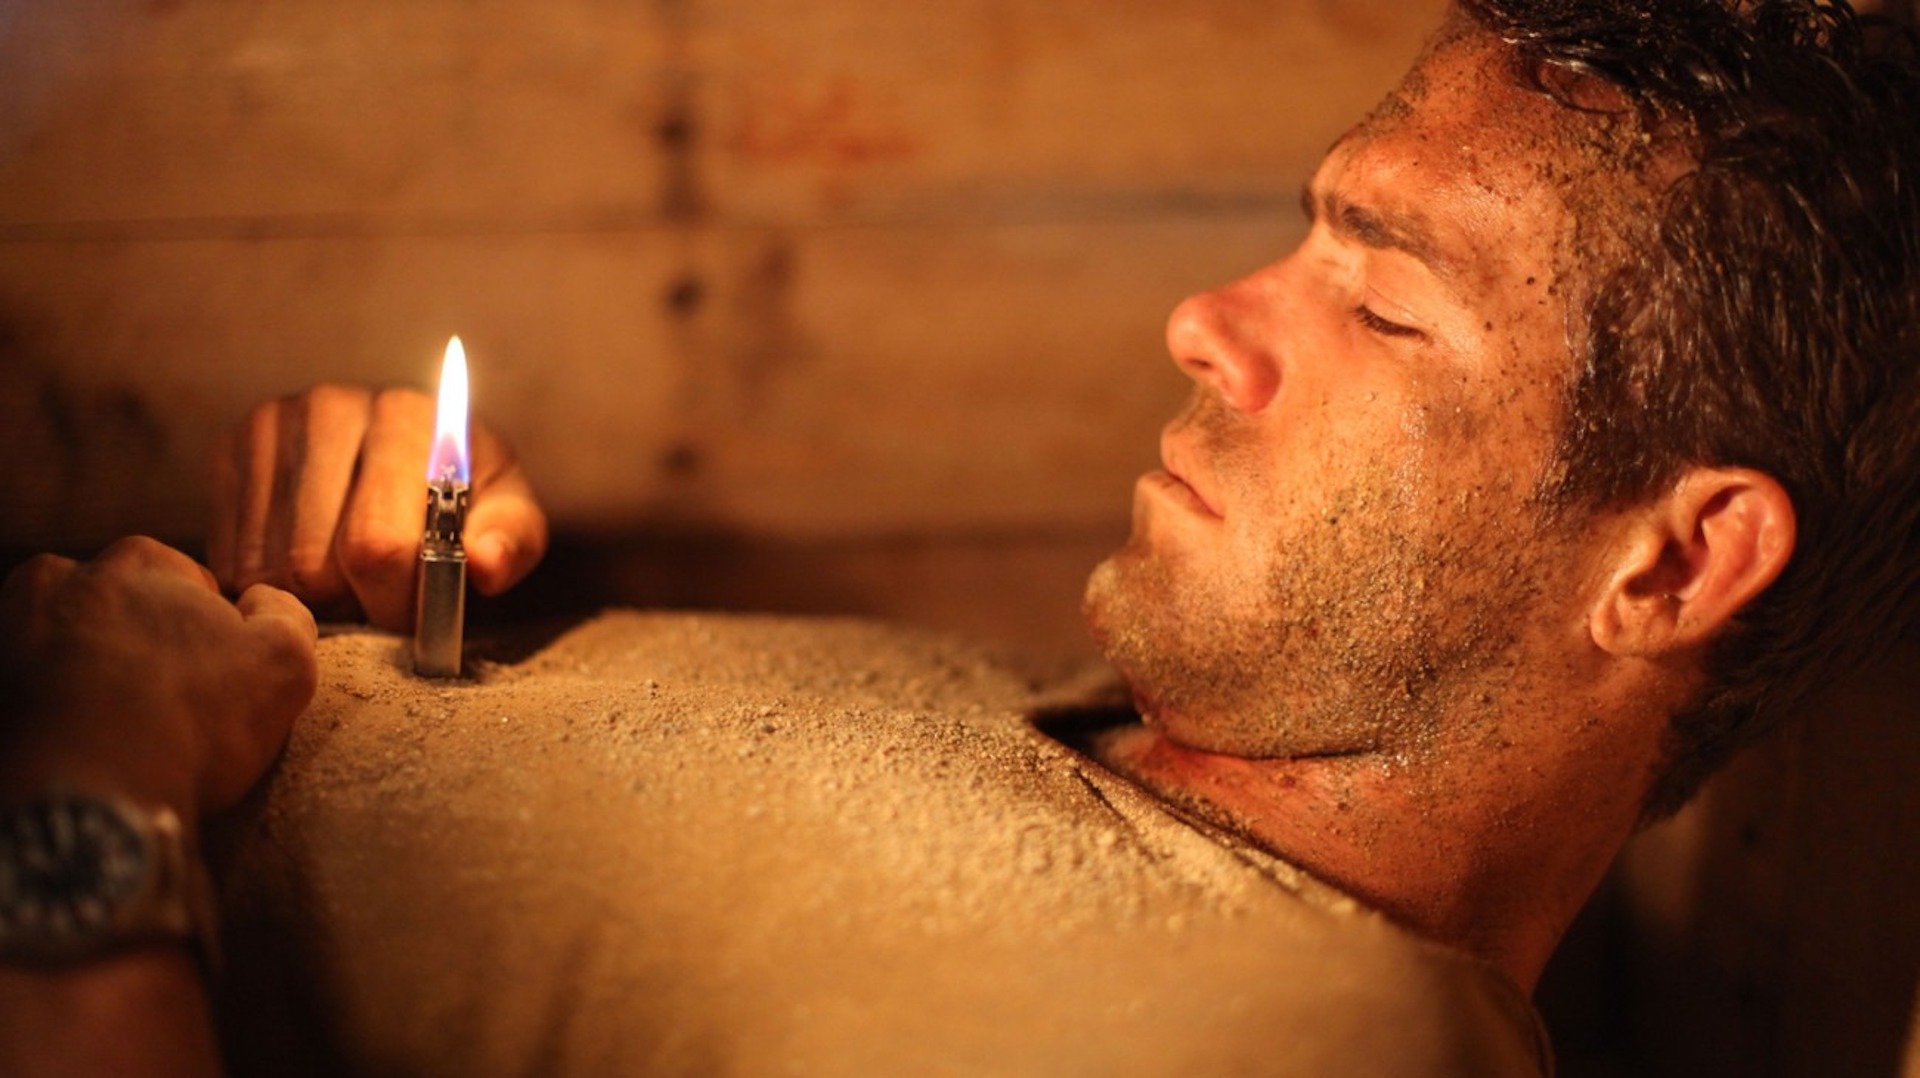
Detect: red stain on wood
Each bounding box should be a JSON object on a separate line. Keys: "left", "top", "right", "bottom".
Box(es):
{"left": 732, "top": 75, "right": 920, "bottom": 168}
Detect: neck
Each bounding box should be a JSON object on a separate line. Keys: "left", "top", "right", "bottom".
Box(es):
{"left": 1088, "top": 705, "right": 1657, "bottom": 991}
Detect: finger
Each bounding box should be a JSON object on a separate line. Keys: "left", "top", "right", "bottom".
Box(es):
{"left": 235, "top": 584, "right": 319, "bottom": 724}
{"left": 2, "top": 552, "right": 78, "bottom": 596}
{"left": 237, "top": 582, "right": 320, "bottom": 650}
{"left": 467, "top": 417, "right": 519, "bottom": 491}
{"left": 260, "top": 393, "right": 307, "bottom": 589}
{"left": 466, "top": 425, "right": 548, "bottom": 595}
{"left": 94, "top": 536, "right": 220, "bottom": 593}
{"left": 0, "top": 554, "right": 80, "bottom": 623}
{"left": 237, "top": 583, "right": 319, "bottom": 712}
{"left": 338, "top": 388, "right": 433, "bottom": 631}
{"left": 232, "top": 399, "right": 284, "bottom": 592}
{"left": 467, "top": 478, "right": 548, "bottom": 595}
{"left": 208, "top": 428, "right": 241, "bottom": 588}
{"left": 278, "top": 385, "right": 372, "bottom": 605}
{"left": 204, "top": 583, "right": 320, "bottom": 812}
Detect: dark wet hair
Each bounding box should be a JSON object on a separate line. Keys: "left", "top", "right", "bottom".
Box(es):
{"left": 1457, "top": 0, "right": 1920, "bottom": 818}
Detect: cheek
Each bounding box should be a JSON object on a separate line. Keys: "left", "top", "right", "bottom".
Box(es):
{"left": 1462, "top": 307, "right": 1573, "bottom": 435}
{"left": 1214, "top": 402, "right": 1416, "bottom": 556}
{"left": 1404, "top": 348, "right": 1565, "bottom": 479}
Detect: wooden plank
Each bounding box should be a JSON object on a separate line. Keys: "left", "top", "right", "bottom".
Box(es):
{"left": 698, "top": 0, "right": 1443, "bottom": 220}
{"left": 0, "top": 230, "right": 685, "bottom": 546}
{"left": 0, "top": 212, "right": 1291, "bottom": 547}
{"left": 0, "top": 0, "right": 1430, "bottom": 549}
{"left": 0, "top": 0, "right": 674, "bottom": 227}
{"left": 665, "top": 216, "right": 1268, "bottom": 534}
{"left": 0, "top": 0, "right": 1443, "bottom": 229}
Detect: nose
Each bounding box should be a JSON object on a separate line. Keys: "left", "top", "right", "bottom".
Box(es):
{"left": 1165, "top": 279, "right": 1281, "bottom": 414}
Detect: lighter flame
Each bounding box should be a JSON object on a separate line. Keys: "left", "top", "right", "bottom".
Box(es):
{"left": 429, "top": 336, "right": 470, "bottom": 484}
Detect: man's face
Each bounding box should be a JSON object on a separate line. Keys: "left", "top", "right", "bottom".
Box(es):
{"left": 1085, "top": 32, "right": 1620, "bottom": 760}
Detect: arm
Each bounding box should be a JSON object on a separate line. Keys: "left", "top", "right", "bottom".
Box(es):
{"left": 0, "top": 539, "right": 318, "bottom": 1077}
{"left": 208, "top": 384, "right": 549, "bottom": 627}
{"left": 0, "top": 951, "right": 220, "bottom": 1077}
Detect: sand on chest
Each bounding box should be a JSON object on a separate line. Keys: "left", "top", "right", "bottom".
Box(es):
{"left": 208, "top": 611, "right": 1544, "bottom": 1076}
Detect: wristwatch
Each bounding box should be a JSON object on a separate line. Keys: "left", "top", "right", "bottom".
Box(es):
{"left": 0, "top": 790, "right": 220, "bottom": 974}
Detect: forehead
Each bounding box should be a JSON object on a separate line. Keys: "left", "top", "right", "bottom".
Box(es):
{"left": 1319, "top": 31, "right": 1646, "bottom": 295}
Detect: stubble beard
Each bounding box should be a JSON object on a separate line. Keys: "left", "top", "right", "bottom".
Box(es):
{"left": 1084, "top": 457, "right": 1549, "bottom": 763}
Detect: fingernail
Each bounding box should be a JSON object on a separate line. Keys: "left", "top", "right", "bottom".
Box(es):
{"left": 473, "top": 533, "right": 513, "bottom": 568}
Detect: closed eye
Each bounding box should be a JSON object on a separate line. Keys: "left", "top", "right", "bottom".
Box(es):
{"left": 1353, "top": 304, "right": 1424, "bottom": 339}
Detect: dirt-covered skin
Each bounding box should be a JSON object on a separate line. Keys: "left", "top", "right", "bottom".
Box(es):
{"left": 1081, "top": 26, "right": 1698, "bottom": 989}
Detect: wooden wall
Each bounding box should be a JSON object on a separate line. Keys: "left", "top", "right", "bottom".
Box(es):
{"left": 0, "top": 0, "right": 1445, "bottom": 654}
{"left": 0, "top": 1, "right": 1437, "bottom": 541}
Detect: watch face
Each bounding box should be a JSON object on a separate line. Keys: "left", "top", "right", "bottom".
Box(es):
{"left": 0, "top": 795, "right": 151, "bottom": 937}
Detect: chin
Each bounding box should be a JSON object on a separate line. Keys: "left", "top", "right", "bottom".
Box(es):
{"left": 1081, "top": 547, "right": 1156, "bottom": 662}
{"left": 1082, "top": 553, "right": 1394, "bottom": 761}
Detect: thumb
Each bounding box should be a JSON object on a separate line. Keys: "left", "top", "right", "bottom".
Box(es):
{"left": 466, "top": 470, "right": 548, "bottom": 596}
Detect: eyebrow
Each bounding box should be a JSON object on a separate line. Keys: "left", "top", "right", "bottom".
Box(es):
{"left": 1300, "top": 182, "right": 1462, "bottom": 283}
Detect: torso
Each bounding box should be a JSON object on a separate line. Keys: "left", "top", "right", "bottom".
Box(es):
{"left": 210, "top": 612, "right": 1550, "bottom": 1076}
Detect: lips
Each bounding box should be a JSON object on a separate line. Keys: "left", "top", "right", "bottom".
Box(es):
{"left": 1145, "top": 469, "right": 1222, "bottom": 521}
{"left": 1157, "top": 435, "right": 1225, "bottom": 520}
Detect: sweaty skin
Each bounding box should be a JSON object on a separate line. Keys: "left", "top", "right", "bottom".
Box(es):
{"left": 1087, "top": 33, "right": 1590, "bottom": 762}
{"left": 1082, "top": 29, "right": 1687, "bottom": 988}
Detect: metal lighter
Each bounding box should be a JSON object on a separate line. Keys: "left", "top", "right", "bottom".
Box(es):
{"left": 413, "top": 334, "right": 471, "bottom": 678}
{"left": 413, "top": 478, "right": 469, "bottom": 677}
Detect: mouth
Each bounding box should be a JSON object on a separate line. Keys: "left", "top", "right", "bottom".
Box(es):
{"left": 1151, "top": 440, "right": 1225, "bottom": 521}
{"left": 1143, "top": 469, "right": 1222, "bottom": 520}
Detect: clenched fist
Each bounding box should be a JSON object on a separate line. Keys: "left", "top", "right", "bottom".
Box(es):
{"left": 0, "top": 538, "right": 317, "bottom": 821}
{"left": 208, "top": 385, "right": 548, "bottom": 629}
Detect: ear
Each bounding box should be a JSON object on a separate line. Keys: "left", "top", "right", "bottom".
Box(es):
{"left": 1590, "top": 468, "right": 1797, "bottom": 658}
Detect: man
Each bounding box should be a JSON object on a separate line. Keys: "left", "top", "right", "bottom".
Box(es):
{"left": 4, "top": 0, "right": 1916, "bottom": 1073}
